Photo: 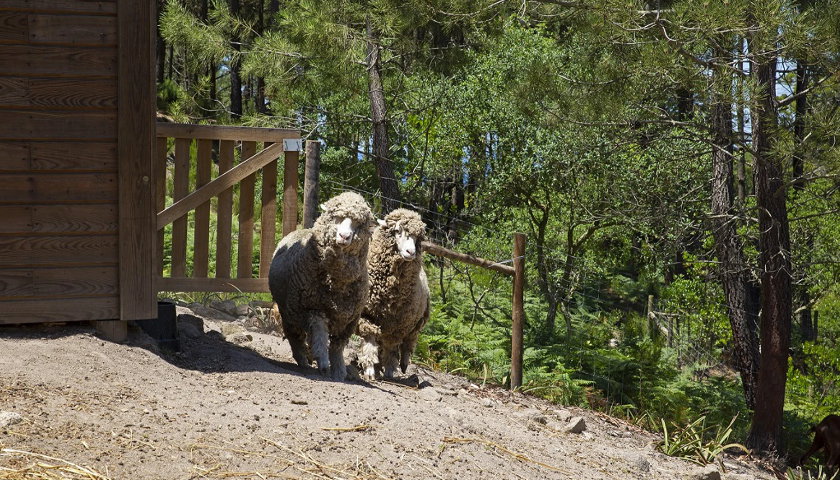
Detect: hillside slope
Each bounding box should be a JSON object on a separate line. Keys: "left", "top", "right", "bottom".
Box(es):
{"left": 0, "top": 305, "right": 777, "bottom": 479}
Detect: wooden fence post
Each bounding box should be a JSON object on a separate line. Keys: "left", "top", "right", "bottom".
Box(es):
{"left": 283, "top": 142, "right": 300, "bottom": 236}
{"left": 511, "top": 232, "right": 526, "bottom": 390}
{"left": 303, "top": 140, "right": 321, "bottom": 229}
{"left": 646, "top": 294, "right": 655, "bottom": 338}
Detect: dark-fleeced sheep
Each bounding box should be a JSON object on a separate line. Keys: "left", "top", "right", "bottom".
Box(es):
{"left": 356, "top": 208, "right": 430, "bottom": 380}
{"left": 268, "top": 191, "right": 374, "bottom": 381}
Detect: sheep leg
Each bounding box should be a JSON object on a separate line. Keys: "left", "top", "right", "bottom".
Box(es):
{"left": 382, "top": 348, "right": 400, "bottom": 379}
{"left": 284, "top": 323, "right": 311, "bottom": 368}
{"left": 308, "top": 313, "right": 331, "bottom": 376}
{"left": 399, "top": 332, "right": 420, "bottom": 374}
{"left": 357, "top": 335, "right": 380, "bottom": 381}
{"left": 328, "top": 321, "right": 357, "bottom": 382}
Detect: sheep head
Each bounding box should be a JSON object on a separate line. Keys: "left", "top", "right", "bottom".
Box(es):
{"left": 377, "top": 208, "right": 426, "bottom": 261}
{"left": 315, "top": 192, "right": 374, "bottom": 251}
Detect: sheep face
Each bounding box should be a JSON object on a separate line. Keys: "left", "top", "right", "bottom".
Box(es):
{"left": 315, "top": 192, "right": 374, "bottom": 251}
{"left": 334, "top": 217, "right": 362, "bottom": 246}
{"left": 379, "top": 219, "right": 418, "bottom": 260}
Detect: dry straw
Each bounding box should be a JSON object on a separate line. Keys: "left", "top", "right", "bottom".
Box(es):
{"left": 0, "top": 448, "right": 111, "bottom": 480}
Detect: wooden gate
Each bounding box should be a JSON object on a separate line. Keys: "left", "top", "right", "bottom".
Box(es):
{"left": 155, "top": 123, "right": 301, "bottom": 293}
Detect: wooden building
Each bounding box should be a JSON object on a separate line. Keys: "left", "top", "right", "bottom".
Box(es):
{"left": 0, "top": 1, "right": 157, "bottom": 329}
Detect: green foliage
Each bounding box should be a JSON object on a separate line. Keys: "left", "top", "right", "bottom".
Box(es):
{"left": 786, "top": 466, "right": 840, "bottom": 480}
{"left": 658, "top": 415, "right": 748, "bottom": 466}
{"left": 157, "top": 0, "right": 840, "bottom": 456}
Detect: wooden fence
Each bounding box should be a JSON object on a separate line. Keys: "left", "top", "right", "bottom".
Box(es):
{"left": 422, "top": 235, "right": 527, "bottom": 389}
{"left": 155, "top": 123, "right": 301, "bottom": 293}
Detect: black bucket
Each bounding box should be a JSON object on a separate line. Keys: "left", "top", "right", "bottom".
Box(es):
{"left": 135, "top": 301, "right": 181, "bottom": 351}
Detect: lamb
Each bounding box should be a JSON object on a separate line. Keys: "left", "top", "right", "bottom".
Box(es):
{"left": 268, "top": 191, "right": 374, "bottom": 381}
{"left": 801, "top": 414, "right": 840, "bottom": 469}
{"left": 356, "top": 208, "right": 430, "bottom": 380}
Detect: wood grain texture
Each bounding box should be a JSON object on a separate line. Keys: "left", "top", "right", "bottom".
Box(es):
{"left": 117, "top": 0, "right": 155, "bottom": 320}
{"left": 421, "top": 241, "right": 515, "bottom": 276}
{"left": 170, "top": 138, "right": 190, "bottom": 278}
{"left": 302, "top": 140, "right": 320, "bottom": 229}
{"left": 0, "top": 141, "right": 116, "bottom": 171}
{"left": 155, "top": 137, "right": 167, "bottom": 276}
{"left": 156, "top": 141, "right": 284, "bottom": 229}
{"left": 0, "top": 110, "right": 116, "bottom": 140}
{"left": 282, "top": 149, "right": 299, "bottom": 236}
{"left": 0, "top": 204, "right": 117, "bottom": 234}
{"left": 157, "top": 276, "right": 269, "bottom": 293}
{"left": 215, "top": 140, "right": 234, "bottom": 278}
{"left": 0, "top": 1, "right": 116, "bottom": 15}
{"left": 0, "top": 45, "right": 116, "bottom": 76}
{"left": 0, "top": 266, "right": 118, "bottom": 299}
{"left": 1, "top": 296, "right": 119, "bottom": 324}
{"left": 0, "top": 77, "right": 116, "bottom": 109}
{"left": 192, "top": 139, "right": 211, "bottom": 277}
{"left": 259, "top": 152, "right": 277, "bottom": 278}
{"left": 156, "top": 123, "right": 298, "bottom": 142}
{"left": 0, "top": 172, "right": 117, "bottom": 203}
{"left": 0, "top": 234, "right": 117, "bottom": 266}
{"left": 0, "top": 13, "right": 116, "bottom": 46}
{"left": 237, "top": 141, "right": 256, "bottom": 279}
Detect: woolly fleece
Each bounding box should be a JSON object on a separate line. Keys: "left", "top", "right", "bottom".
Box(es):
{"left": 268, "top": 191, "right": 374, "bottom": 380}
{"left": 357, "top": 208, "right": 430, "bottom": 377}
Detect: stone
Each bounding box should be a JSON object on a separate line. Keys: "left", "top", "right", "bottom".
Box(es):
{"left": 553, "top": 408, "right": 573, "bottom": 422}
{"left": 420, "top": 387, "right": 442, "bottom": 402}
{"left": 188, "top": 303, "right": 237, "bottom": 322}
{"left": 0, "top": 411, "right": 23, "bottom": 428}
{"left": 178, "top": 313, "right": 204, "bottom": 331}
{"left": 634, "top": 455, "right": 650, "bottom": 473}
{"left": 565, "top": 416, "right": 587, "bottom": 434}
{"left": 227, "top": 332, "right": 253, "bottom": 345}
{"left": 482, "top": 398, "right": 494, "bottom": 407}
{"left": 221, "top": 323, "right": 246, "bottom": 338}
{"left": 689, "top": 464, "right": 721, "bottom": 480}
{"left": 210, "top": 300, "right": 238, "bottom": 316}
{"left": 235, "top": 304, "right": 251, "bottom": 317}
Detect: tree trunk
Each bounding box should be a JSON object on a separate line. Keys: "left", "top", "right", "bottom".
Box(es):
{"left": 229, "top": 0, "right": 243, "bottom": 119}
{"left": 366, "top": 16, "right": 401, "bottom": 212}
{"left": 156, "top": 0, "right": 166, "bottom": 85}
{"left": 709, "top": 78, "right": 760, "bottom": 410}
{"left": 746, "top": 45, "right": 793, "bottom": 454}
{"left": 793, "top": 60, "right": 814, "bottom": 343}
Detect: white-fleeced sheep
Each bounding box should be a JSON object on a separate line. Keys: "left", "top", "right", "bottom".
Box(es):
{"left": 268, "top": 191, "right": 374, "bottom": 381}
{"left": 356, "top": 208, "right": 430, "bottom": 380}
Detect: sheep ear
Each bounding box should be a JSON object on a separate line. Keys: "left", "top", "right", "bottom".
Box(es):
{"left": 319, "top": 202, "right": 327, "bottom": 212}
{"left": 377, "top": 219, "right": 387, "bottom": 227}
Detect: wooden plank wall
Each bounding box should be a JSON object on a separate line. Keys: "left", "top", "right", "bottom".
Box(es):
{"left": 0, "top": 1, "right": 120, "bottom": 323}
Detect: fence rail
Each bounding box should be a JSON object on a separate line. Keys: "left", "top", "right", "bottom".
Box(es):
{"left": 422, "top": 235, "right": 527, "bottom": 389}
{"left": 155, "top": 123, "right": 301, "bottom": 293}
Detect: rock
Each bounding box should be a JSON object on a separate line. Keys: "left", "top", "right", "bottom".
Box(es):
{"left": 0, "top": 411, "right": 23, "bottom": 428}
{"left": 178, "top": 313, "right": 204, "bottom": 331}
{"left": 689, "top": 464, "right": 721, "bottom": 480}
{"left": 482, "top": 398, "right": 494, "bottom": 407}
{"left": 565, "top": 416, "right": 587, "bottom": 434}
{"left": 553, "top": 408, "right": 573, "bottom": 422}
{"left": 634, "top": 455, "right": 650, "bottom": 473}
{"left": 235, "top": 304, "right": 251, "bottom": 317}
{"left": 529, "top": 412, "right": 548, "bottom": 425}
{"left": 227, "top": 332, "right": 253, "bottom": 345}
{"left": 210, "top": 300, "right": 238, "bottom": 317}
{"left": 420, "top": 387, "right": 442, "bottom": 402}
{"left": 221, "top": 323, "right": 246, "bottom": 338}
{"left": 178, "top": 322, "right": 203, "bottom": 339}
{"left": 188, "top": 303, "right": 237, "bottom": 321}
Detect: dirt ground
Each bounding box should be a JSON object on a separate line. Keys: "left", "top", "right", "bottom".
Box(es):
{"left": 1, "top": 304, "right": 781, "bottom": 480}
